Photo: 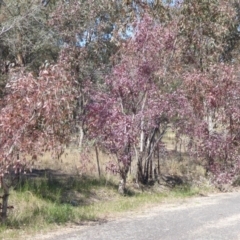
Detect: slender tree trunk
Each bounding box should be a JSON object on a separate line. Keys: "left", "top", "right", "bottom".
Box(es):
{"left": 95, "top": 145, "right": 101, "bottom": 178}
{"left": 0, "top": 177, "right": 9, "bottom": 223}
{"left": 149, "top": 158, "right": 153, "bottom": 180}
{"left": 78, "top": 125, "right": 84, "bottom": 150}
{"left": 118, "top": 165, "right": 129, "bottom": 194}
{"left": 143, "top": 156, "right": 149, "bottom": 184}
{"left": 149, "top": 141, "right": 154, "bottom": 180}
{"left": 118, "top": 175, "right": 126, "bottom": 195}
{"left": 157, "top": 147, "right": 161, "bottom": 176}
{"left": 137, "top": 155, "right": 144, "bottom": 184}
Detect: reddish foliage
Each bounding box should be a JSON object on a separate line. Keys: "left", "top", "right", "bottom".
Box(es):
{"left": 181, "top": 64, "right": 240, "bottom": 183}
{"left": 0, "top": 55, "right": 78, "bottom": 176}
{"left": 85, "top": 13, "right": 240, "bottom": 185}
{"left": 86, "top": 15, "right": 189, "bottom": 184}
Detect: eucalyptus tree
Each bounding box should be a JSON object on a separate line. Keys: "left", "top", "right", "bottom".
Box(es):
{"left": 85, "top": 0, "right": 240, "bottom": 189}
{"left": 86, "top": 15, "right": 190, "bottom": 191}
{"left": 0, "top": 0, "right": 59, "bottom": 71}
{"left": 178, "top": 0, "right": 238, "bottom": 70}
{"left": 49, "top": 0, "right": 173, "bottom": 152}
{"left": 0, "top": 53, "right": 78, "bottom": 222}
{"left": 175, "top": 0, "right": 240, "bottom": 185}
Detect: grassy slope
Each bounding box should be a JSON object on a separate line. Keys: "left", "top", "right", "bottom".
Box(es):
{"left": 0, "top": 173, "right": 214, "bottom": 239}
{"left": 0, "top": 134, "right": 213, "bottom": 239}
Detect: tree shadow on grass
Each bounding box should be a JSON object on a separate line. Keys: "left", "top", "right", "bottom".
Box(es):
{"left": 3, "top": 169, "right": 149, "bottom": 229}
{"left": 1, "top": 169, "right": 120, "bottom": 228}
{"left": 14, "top": 169, "right": 119, "bottom": 206}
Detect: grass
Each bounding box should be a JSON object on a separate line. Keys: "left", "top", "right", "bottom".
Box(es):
{"left": 0, "top": 140, "right": 214, "bottom": 239}
{"left": 0, "top": 173, "right": 214, "bottom": 239}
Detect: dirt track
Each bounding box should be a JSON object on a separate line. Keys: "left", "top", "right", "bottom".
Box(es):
{"left": 33, "top": 191, "right": 240, "bottom": 240}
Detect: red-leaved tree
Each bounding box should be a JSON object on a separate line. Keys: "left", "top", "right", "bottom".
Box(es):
{"left": 86, "top": 12, "right": 240, "bottom": 190}
{"left": 0, "top": 51, "right": 78, "bottom": 221}
{"left": 180, "top": 63, "right": 240, "bottom": 185}
{"left": 86, "top": 15, "right": 191, "bottom": 192}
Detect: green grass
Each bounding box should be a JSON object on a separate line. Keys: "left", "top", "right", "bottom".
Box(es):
{"left": 0, "top": 174, "right": 213, "bottom": 239}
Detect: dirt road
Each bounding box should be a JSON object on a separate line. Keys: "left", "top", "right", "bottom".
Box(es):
{"left": 35, "top": 191, "right": 240, "bottom": 240}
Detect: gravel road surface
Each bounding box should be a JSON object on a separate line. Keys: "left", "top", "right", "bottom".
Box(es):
{"left": 38, "top": 191, "right": 240, "bottom": 240}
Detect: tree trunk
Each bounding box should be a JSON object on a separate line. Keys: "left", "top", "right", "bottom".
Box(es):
{"left": 137, "top": 157, "right": 144, "bottom": 184}
{"left": 0, "top": 177, "right": 9, "bottom": 223}
{"left": 157, "top": 148, "right": 161, "bottom": 176}
{"left": 118, "top": 177, "right": 126, "bottom": 195}
{"left": 95, "top": 145, "right": 101, "bottom": 178}
{"left": 118, "top": 162, "right": 130, "bottom": 194}
{"left": 149, "top": 158, "right": 153, "bottom": 180}
{"left": 78, "top": 125, "right": 84, "bottom": 150}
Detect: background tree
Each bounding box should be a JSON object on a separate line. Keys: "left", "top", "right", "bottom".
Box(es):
{"left": 0, "top": 0, "right": 59, "bottom": 71}
{"left": 0, "top": 0, "right": 60, "bottom": 101}
{"left": 178, "top": 0, "right": 237, "bottom": 70}
{"left": 175, "top": 0, "right": 240, "bottom": 185}
{"left": 180, "top": 63, "right": 240, "bottom": 185}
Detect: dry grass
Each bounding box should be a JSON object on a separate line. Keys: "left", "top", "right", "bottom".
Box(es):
{"left": 33, "top": 146, "right": 114, "bottom": 178}
{"left": 31, "top": 127, "right": 195, "bottom": 178}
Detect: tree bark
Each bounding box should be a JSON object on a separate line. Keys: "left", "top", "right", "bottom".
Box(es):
{"left": 95, "top": 145, "right": 101, "bottom": 178}
{"left": 118, "top": 177, "right": 126, "bottom": 195}
{"left": 0, "top": 177, "right": 9, "bottom": 223}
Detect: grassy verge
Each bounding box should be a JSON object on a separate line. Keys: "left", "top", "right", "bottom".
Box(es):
{"left": 0, "top": 174, "right": 214, "bottom": 239}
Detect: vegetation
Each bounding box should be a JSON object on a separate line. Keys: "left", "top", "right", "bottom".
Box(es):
{"left": 0, "top": 172, "right": 212, "bottom": 239}
{"left": 0, "top": 0, "right": 239, "bottom": 233}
